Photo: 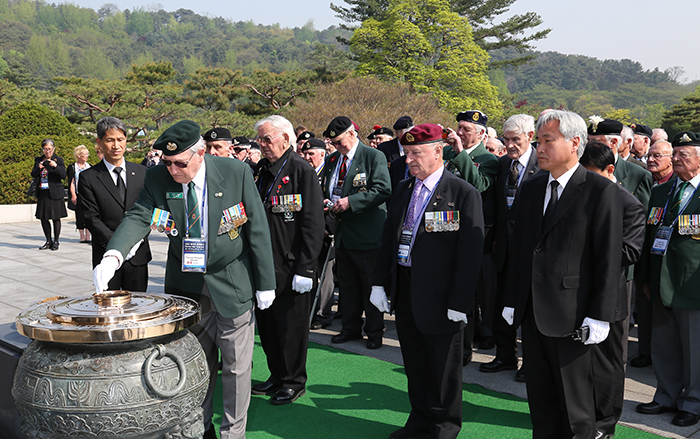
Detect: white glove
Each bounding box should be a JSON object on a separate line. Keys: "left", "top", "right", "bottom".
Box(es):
{"left": 502, "top": 307, "right": 515, "bottom": 326}
{"left": 93, "top": 256, "right": 119, "bottom": 293}
{"left": 582, "top": 317, "right": 610, "bottom": 345}
{"left": 291, "top": 275, "right": 314, "bottom": 294}
{"left": 124, "top": 239, "right": 144, "bottom": 261}
{"left": 370, "top": 286, "right": 390, "bottom": 313}
{"left": 256, "top": 290, "right": 275, "bottom": 310}
{"left": 447, "top": 309, "right": 468, "bottom": 324}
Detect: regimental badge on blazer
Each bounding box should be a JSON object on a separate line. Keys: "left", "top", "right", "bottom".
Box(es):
{"left": 424, "top": 210, "right": 460, "bottom": 232}
{"left": 353, "top": 172, "right": 368, "bottom": 191}
{"left": 150, "top": 208, "right": 178, "bottom": 236}
{"left": 271, "top": 194, "right": 302, "bottom": 213}
{"left": 219, "top": 202, "right": 248, "bottom": 240}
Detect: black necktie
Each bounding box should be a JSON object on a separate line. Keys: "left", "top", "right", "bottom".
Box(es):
{"left": 114, "top": 167, "right": 125, "bottom": 203}
{"left": 508, "top": 160, "right": 520, "bottom": 186}
{"left": 543, "top": 180, "right": 559, "bottom": 229}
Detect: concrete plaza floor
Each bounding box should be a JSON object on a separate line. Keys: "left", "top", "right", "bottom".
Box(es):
{"left": 0, "top": 219, "right": 698, "bottom": 438}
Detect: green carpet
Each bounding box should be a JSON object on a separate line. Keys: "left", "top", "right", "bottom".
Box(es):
{"left": 211, "top": 339, "right": 663, "bottom": 438}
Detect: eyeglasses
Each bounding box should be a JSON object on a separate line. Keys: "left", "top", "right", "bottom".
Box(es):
{"left": 329, "top": 130, "right": 349, "bottom": 147}
{"left": 162, "top": 151, "right": 197, "bottom": 168}
{"left": 648, "top": 153, "right": 672, "bottom": 160}
{"left": 255, "top": 133, "right": 281, "bottom": 145}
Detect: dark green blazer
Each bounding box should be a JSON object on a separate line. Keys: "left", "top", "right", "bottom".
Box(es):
{"left": 442, "top": 142, "right": 499, "bottom": 193}
{"left": 107, "top": 154, "right": 276, "bottom": 319}
{"left": 321, "top": 141, "right": 391, "bottom": 250}
{"left": 638, "top": 179, "right": 700, "bottom": 310}
{"left": 614, "top": 156, "right": 652, "bottom": 208}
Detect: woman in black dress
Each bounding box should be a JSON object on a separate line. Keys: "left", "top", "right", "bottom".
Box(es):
{"left": 31, "top": 139, "right": 67, "bottom": 250}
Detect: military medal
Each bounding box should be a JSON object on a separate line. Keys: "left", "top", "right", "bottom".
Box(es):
{"left": 228, "top": 227, "right": 239, "bottom": 240}
{"left": 218, "top": 203, "right": 248, "bottom": 235}
{"left": 151, "top": 208, "right": 177, "bottom": 235}
{"left": 647, "top": 207, "right": 663, "bottom": 225}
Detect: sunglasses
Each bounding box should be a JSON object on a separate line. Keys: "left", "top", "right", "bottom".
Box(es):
{"left": 162, "top": 151, "right": 197, "bottom": 168}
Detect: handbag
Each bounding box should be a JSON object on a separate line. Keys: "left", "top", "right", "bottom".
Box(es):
{"left": 27, "top": 178, "right": 39, "bottom": 198}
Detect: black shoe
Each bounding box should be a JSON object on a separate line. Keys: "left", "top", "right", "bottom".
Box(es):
{"left": 630, "top": 354, "right": 652, "bottom": 368}
{"left": 367, "top": 337, "right": 382, "bottom": 350}
{"left": 462, "top": 352, "right": 472, "bottom": 366}
{"left": 672, "top": 411, "right": 699, "bottom": 427}
{"left": 595, "top": 430, "right": 613, "bottom": 439}
{"left": 515, "top": 367, "right": 526, "bottom": 382}
{"left": 478, "top": 336, "right": 495, "bottom": 350}
{"left": 479, "top": 359, "right": 518, "bottom": 373}
{"left": 251, "top": 380, "right": 281, "bottom": 396}
{"left": 203, "top": 425, "right": 217, "bottom": 439}
{"left": 310, "top": 320, "right": 323, "bottom": 330}
{"left": 389, "top": 427, "right": 430, "bottom": 439}
{"left": 331, "top": 332, "right": 362, "bottom": 344}
{"left": 39, "top": 241, "right": 53, "bottom": 250}
{"left": 636, "top": 401, "right": 675, "bottom": 415}
{"left": 51, "top": 241, "right": 59, "bottom": 251}
{"left": 270, "top": 387, "right": 305, "bottom": 405}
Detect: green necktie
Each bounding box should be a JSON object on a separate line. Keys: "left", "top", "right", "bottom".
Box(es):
{"left": 670, "top": 181, "right": 689, "bottom": 220}
{"left": 187, "top": 181, "right": 201, "bottom": 238}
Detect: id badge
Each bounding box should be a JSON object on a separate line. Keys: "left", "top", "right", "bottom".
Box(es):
{"left": 331, "top": 185, "right": 343, "bottom": 204}
{"left": 182, "top": 238, "right": 207, "bottom": 272}
{"left": 651, "top": 225, "right": 672, "bottom": 256}
{"left": 398, "top": 229, "right": 412, "bottom": 264}
{"left": 506, "top": 186, "right": 517, "bottom": 208}
{"left": 40, "top": 180, "right": 49, "bottom": 190}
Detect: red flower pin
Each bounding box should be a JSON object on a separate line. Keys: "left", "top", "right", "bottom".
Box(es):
{"left": 282, "top": 175, "right": 290, "bottom": 184}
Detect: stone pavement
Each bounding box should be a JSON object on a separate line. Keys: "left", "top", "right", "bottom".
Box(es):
{"left": 1, "top": 219, "right": 699, "bottom": 438}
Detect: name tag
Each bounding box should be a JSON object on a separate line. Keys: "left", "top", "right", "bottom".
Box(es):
{"left": 182, "top": 238, "right": 207, "bottom": 272}
{"left": 398, "top": 229, "right": 412, "bottom": 265}
{"left": 166, "top": 192, "right": 184, "bottom": 199}
{"left": 651, "top": 226, "right": 672, "bottom": 256}
{"left": 506, "top": 186, "right": 517, "bottom": 208}
{"left": 331, "top": 185, "right": 343, "bottom": 204}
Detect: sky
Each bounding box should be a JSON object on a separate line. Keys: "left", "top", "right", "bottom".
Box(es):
{"left": 67, "top": 0, "right": 700, "bottom": 83}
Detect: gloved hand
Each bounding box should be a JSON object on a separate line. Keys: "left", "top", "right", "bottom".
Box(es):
{"left": 93, "top": 256, "right": 119, "bottom": 293}
{"left": 447, "top": 309, "right": 468, "bottom": 324}
{"left": 124, "top": 239, "right": 144, "bottom": 261}
{"left": 502, "top": 307, "right": 515, "bottom": 326}
{"left": 256, "top": 290, "right": 275, "bottom": 310}
{"left": 582, "top": 317, "right": 610, "bottom": 345}
{"left": 292, "top": 275, "right": 313, "bottom": 294}
{"left": 370, "top": 286, "right": 390, "bottom": 313}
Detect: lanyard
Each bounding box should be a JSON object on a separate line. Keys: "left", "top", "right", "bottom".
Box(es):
{"left": 185, "top": 180, "right": 206, "bottom": 238}
{"left": 663, "top": 179, "right": 700, "bottom": 228}
{"left": 404, "top": 175, "right": 442, "bottom": 233}
{"left": 258, "top": 158, "right": 289, "bottom": 204}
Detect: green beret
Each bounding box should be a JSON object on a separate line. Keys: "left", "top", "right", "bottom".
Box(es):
{"left": 672, "top": 131, "right": 700, "bottom": 147}
{"left": 154, "top": 120, "right": 201, "bottom": 156}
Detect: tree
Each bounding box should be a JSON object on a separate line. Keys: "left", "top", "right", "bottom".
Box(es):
{"left": 663, "top": 86, "right": 700, "bottom": 135}
{"left": 244, "top": 69, "right": 315, "bottom": 110}
{"left": 331, "top": 0, "right": 550, "bottom": 68}
{"left": 350, "top": 0, "right": 501, "bottom": 117}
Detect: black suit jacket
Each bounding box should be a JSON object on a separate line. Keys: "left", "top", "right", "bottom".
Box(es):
{"left": 494, "top": 147, "right": 542, "bottom": 271}
{"left": 377, "top": 138, "right": 402, "bottom": 165}
{"left": 79, "top": 160, "right": 152, "bottom": 267}
{"left": 389, "top": 155, "right": 409, "bottom": 191}
{"left": 504, "top": 165, "right": 623, "bottom": 336}
{"left": 31, "top": 155, "right": 66, "bottom": 200}
{"left": 373, "top": 170, "right": 484, "bottom": 335}
{"left": 613, "top": 184, "right": 645, "bottom": 321}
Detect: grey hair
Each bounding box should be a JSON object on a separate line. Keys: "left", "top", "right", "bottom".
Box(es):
{"left": 190, "top": 137, "right": 206, "bottom": 154}
{"left": 503, "top": 114, "right": 535, "bottom": 135}
{"left": 96, "top": 116, "right": 128, "bottom": 139}
{"left": 254, "top": 115, "right": 297, "bottom": 147}
{"left": 604, "top": 134, "right": 622, "bottom": 145}
{"left": 536, "top": 110, "right": 587, "bottom": 158}
{"left": 620, "top": 126, "right": 634, "bottom": 142}
{"left": 41, "top": 138, "right": 54, "bottom": 148}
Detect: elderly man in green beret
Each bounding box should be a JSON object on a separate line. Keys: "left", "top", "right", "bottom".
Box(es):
{"left": 636, "top": 131, "right": 700, "bottom": 428}
{"left": 93, "top": 120, "right": 276, "bottom": 439}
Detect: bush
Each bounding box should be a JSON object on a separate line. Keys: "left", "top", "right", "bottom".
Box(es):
{"left": 0, "top": 103, "right": 77, "bottom": 141}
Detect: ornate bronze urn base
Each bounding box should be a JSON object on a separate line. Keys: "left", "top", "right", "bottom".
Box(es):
{"left": 12, "top": 291, "right": 208, "bottom": 439}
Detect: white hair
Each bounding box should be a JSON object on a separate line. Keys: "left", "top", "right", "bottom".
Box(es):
{"left": 503, "top": 114, "right": 535, "bottom": 135}
{"left": 620, "top": 126, "right": 634, "bottom": 141}
{"left": 536, "top": 110, "right": 587, "bottom": 158}
{"left": 254, "top": 115, "right": 297, "bottom": 147}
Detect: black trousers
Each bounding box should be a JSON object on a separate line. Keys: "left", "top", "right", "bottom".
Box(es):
{"left": 522, "top": 302, "right": 596, "bottom": 439}
{"left": 108, "top": 260, "right": 148, "bottom": 292}
{"left": 395, "top": 267, "right": 463, "bottom": 439}
{"left": 491, "top": 265, "right": 519, "bottom": 364}
{"left": 335, "top": 244, "right": 384, "bottom": 338}
{"left": 255, "top": 288, "right": 313, "bottom": 391}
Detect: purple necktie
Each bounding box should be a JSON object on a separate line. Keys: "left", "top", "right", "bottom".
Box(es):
{"left": 404, "top": 179, "right": 424, "bottom": 230}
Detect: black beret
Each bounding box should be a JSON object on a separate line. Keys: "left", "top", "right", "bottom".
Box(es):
{"left": 587, "top": 117, "right": 623, "bottom": 136}
{"left": 630, "top": 123, "right": 653, "bottom": 138}
{"left": 232, "top": 136, "right": 251, "bottom": 148}
{"left": 298, "top": 131, "right": 315, "bottom": 141}
{"left": 393, "top": 116, "right": 413, "bottom": 130}
{"left": 372, "top": 126, "right": 394, "bottom": 137}
{"left": 456, "top": 110, "right": 487, "bottom": 127}
{"left": 202, "top": 127, "right": 232, "bottom": 142}
{"left": 323, "top": 116, "right": 352, "bottom": 139}
{"left": 249, "top": 141, "right": 261, "bottom": 151}
{"left": 672, "top": 132, "right": 700, "bottom": 147}
{"left": 154, "top": 120, "right": 201, "bottom": 156}
{"left": 301, "top": 138, "right": 326, "bottom": 152}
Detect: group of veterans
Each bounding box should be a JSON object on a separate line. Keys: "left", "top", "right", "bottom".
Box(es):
{"left": 59, "top": 105, "right": 698, "bottom": 439}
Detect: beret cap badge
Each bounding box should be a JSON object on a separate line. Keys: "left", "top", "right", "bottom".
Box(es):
{"left": 472, "top": 112, "right": 480, "bottom": 121}
{"left": 588, "top": 115, "right": 604, "bottom": 134}
{"left": 405, "top": 133, "right": 415, "bottom": 143}
{"left": 681, "top": 133, "right": 692, "bottom": 143}
{"left": 211, "top": 131, "right": 218, "bottom": 139}
{"left": 166, "top": 142, "right": 177, "bottom": 151}
{"left": 329, "top": 131, "right": 336, "bottom": 137}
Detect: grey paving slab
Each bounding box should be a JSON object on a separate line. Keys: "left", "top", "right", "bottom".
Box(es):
{"left": 0, "top": 220, "right": 696, "bottom": 438}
